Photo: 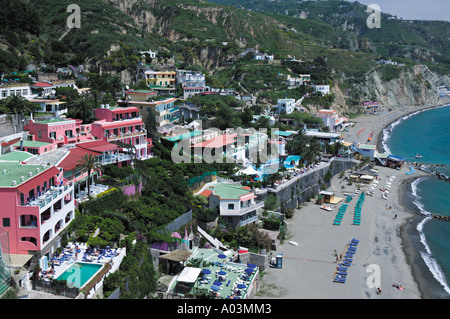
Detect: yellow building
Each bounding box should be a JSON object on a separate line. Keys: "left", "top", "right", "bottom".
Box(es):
{"left": 144, "top": 70, "right": 176, "bottom": 94}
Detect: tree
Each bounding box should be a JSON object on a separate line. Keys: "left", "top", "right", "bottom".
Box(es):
{"left": 75, "top": 153, "right": 101, "bottom": 197}
{"left": 68, "top": 96, "right": 95, "bottom": 123}
{"left": 4, "top": 94, "right": 39, "bottom": 115}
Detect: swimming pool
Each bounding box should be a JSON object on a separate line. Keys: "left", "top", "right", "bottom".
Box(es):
{"left": 56, "top": 263, "right": 103, "bottom": 289}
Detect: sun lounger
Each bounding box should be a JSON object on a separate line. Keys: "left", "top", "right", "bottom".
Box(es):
{"left": 334, "top": 277, "right": 346, "bottom": 283}
{"left": 342, "top": 261, "right": 351, "bottom": 267}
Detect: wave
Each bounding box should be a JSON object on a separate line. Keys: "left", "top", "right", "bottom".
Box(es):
{"left": 410, "top": 177, "right": 432, "bottom": 217}
{"left": 418, "top": 225, "right": 450, "bottom": 296}
{"left": 412, "top": 179, "right": 450, "bottom": 296}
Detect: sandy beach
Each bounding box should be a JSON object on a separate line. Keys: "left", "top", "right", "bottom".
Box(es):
{"left": 256, "top": 104, "right": 447, "bottom": 299}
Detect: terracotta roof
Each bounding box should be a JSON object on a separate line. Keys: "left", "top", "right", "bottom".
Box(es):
{"left": 93, "top": 118, "right": 144, "bottom": 130}
{"left": 190, "top": 134, "right": 236, "bottom": 148}
{"left": 76, "top": 140, "right": 119, "bottom": 153}
{"left": 57, "top": 148, "right": 100, "bottom": 171}
{"left": 110, "top": 107, "right": 140, "bottom": 114}
{"left": 31, "top": 82, "right": 54, "bottom": 88}
{"left": 199, "top": 189, "right": 213, "bottom": 197}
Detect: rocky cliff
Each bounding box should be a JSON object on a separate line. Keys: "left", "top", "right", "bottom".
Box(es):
{"left": 328, "top": 64, "right": 450, "bottom": 115}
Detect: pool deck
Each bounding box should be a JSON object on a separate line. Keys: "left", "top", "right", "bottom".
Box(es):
{"left": 41, "top": 242, "right": 124, "bottom": 283}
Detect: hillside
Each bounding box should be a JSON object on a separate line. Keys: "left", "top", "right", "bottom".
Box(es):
{"left": 0, "top": 0, "right": 449, "bottom": 112}
{"left": 208, "top": 0, "right": 450, "bottom": 75}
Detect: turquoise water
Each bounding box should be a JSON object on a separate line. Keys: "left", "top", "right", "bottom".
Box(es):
{"left": 382, "top": 105, "right": 450, "bottom": 166}
{"left": 57, "top": 263, "right": 103, "bottom": 288}
{"left": 385, "top": 105, "right": 450, "bottom": 298}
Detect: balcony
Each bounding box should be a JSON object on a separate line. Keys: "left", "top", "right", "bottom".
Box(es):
{"left": 107, "top": 129, "right": 146, "bottom": 141}
{"left": 220, "top": 201, "right": 264, "bottom": 217}
{"left": 25, "top": 184, "right": 72, "bottom": 209}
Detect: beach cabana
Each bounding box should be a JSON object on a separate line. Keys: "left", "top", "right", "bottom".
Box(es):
{"left": 319, "top": 190, "right": 342, "bottom": 204}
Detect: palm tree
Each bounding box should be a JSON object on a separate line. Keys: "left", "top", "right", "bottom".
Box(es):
{"left": 5, "top": 94, "right": 39, "bottom": 115}
{"left": 76, "top": 153, "right": 101, "bottom": 197}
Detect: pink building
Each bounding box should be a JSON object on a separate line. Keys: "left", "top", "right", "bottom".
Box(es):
{"left": 24, "top": 118, "right": 93, "bottom": 148}
{"left": 0, "top": 162, "right": 75, "bottom": 256}
{"left": 92, "top": 105, "right": 152, "bottom": 160}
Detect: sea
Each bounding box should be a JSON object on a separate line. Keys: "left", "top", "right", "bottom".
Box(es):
{"left": 382, "top": 104, "right": 450, "bottom": 299}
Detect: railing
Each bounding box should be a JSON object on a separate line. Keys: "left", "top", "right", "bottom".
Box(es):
{"left": 25, "top": 184, "right": 71, "bottom": 209}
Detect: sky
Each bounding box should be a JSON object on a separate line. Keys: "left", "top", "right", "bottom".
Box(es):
{"left": 353, "top": 0, "right": 450, "bottom": 21}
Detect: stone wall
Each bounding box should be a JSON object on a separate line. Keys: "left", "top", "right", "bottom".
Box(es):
{"left": 257, "top": 158, "right": 358, "bottom": 211}
{"left": 0, "top": 114, "right": 25, "bottom": 137}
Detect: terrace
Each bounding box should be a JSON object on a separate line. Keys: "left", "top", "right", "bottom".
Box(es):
{"left": 169, "top": 248, "right": 259, "bottom": 299}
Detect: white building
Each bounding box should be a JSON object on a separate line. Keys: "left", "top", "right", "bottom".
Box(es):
{"left": 356, "top": 143, "right": 377, "bottom": 160}
{"left": 311, "top": 85, "right": 330, "bottom": 95}
{"left": 0, "top": 83, "right": 35, "bottom": 100}
{"left": 317, "top": 109, "right": 347, "bottom": 132}
{"left": 140, "top": 49, "right": 158, "bottom": 59}
{"left": 200, "top": 182, "right": 264, "bottom": 229}
{"left": 276, "top": 98, "right": 296, "bottom": 114}
{"left": 255, "top": 53, "right": 274, "bottom": 61}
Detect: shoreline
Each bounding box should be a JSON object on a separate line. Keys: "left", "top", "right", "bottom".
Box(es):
{"left": 256, "top": 101, "right": 448, "bottom": 299}
{"left": 375, "top": 101, "right": 450, "bottom": 154}
{"left": 397, "top": 176, "right": 445, "bottom": 299}
{"left": 374, "top": 101, "right": 450, "bottom": 299}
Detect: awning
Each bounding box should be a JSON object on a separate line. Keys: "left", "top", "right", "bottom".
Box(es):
{"left": 239, "top": 193, "right": 257, "bottom": 201}
{"left": 17, "top": 166, "right": 61, "bottom": 194}
{"left": 177, "top": 267, "right": 202, "bottom": 284}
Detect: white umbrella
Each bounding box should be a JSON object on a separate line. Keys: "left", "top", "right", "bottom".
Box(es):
{"left": 238, "top": 166, "right": 260, "bottom": 175}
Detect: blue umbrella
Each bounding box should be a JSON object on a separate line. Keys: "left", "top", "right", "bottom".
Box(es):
{"left": 218, "top": 254, "right": 226, "bottom": 259}
{"left": 237, "top": 284, "right": 246, "bottom": 289}
{"left": 247, "top": 263, "right": 256, "bottom": 268}
{"left": 245, "top": 268, "right": 254, "bottom": 274}
{"left": 211, "top": 285, "right": 220, "bottom": 291}
{"left": 213, "top": 280, "right": 222, "bottom": 286}
{"left": 218, "top": 271, "right": 227, "bottom": 276}
{"left": 202, "top": 269, "right": 211, "bottom": 275}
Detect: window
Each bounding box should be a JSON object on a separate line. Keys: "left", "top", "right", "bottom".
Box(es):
{"left": 228, "top": 203, "right": 235, "bottom": 210}
{"left": 3, "top": 218, "right": 10, "bottom": 227}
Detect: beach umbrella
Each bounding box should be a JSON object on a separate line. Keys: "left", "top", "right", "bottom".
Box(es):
{"left": 211, "top": 285, "right": 220, "bottom": 291}
{"left": 247, "top": 263, "right": 256, "bottom": 268}
{"left": 244, "top": 268, "right": 254, "bottom": 274}
{"left": 237, "top": 284, "right": 246, "bottom": 289}
{"left": 213, "top": 280, "right": 222, "bottom": 286}
{"left": 202, "top": 269, "right": 211, "bottom": 275}
{"left": 218, "top": 254, "right": 227, "bottom": 259}
{"left": 218, "top": 270, "right": 227, "bottom": 276}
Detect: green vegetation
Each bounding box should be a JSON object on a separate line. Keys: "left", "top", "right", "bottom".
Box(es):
{"left": 279, "top": 110, "right": 323, "bottom": 125}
